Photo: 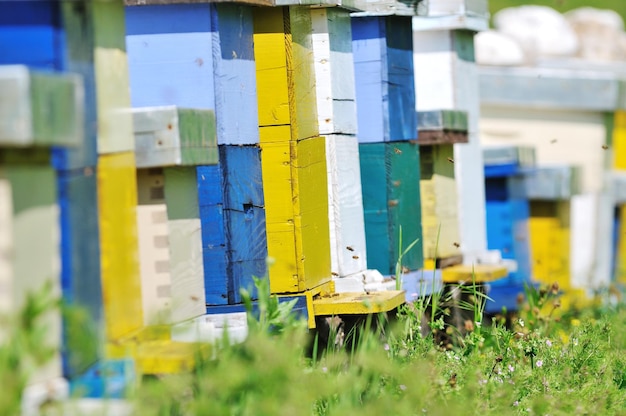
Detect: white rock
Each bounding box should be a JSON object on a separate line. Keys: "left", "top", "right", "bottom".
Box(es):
{"left": 565, "top": 7, "right": 626, "bottom": 62}
{"left": 494, "top": 6, "right": 579, "bottom": 59}
{"left": 475, "top": 30, "right": 526, "bottom": 66}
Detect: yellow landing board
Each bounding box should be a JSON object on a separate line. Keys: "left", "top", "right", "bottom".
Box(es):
{"left": 441, "top": 264, "right": 508, "bottom": 283}
{"left": 312, "top": 290, "right": 405, "bottom": 316}
{"left": 98, "top": 152, "right": 143, "bottom": 341}
{"left": 261, "top": 129, "right": 331, "bottom": 294}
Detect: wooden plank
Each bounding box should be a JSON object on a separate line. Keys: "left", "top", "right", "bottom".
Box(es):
{"left": 253, "top": 6, "right": 318, "bottom": 140}
{"left": 136, "top": 204, "right": 172, "bottom": 325}
{"left": 0, "top": 179, "right": 12, "bottom": 314}
{"left": 252, "top": 7, "right": 291, "bottom": 129}
{"left": 615, "top": 205, "right": 626, "bottom": 284}
{"left": 125, "top": 0, "right": 273, "bottom": 7}
{"left": 98, "top": 152, "right": 143, "bottom": 340}
{"left": 57, "top": 169, "right": 103, "bottom": 377}
{"left": 352, "top": 15, "right": 416, "bottom": 143}
{"left": 0, "top": 165, "right": 63, "bottom": 384}
{"left": 419, "top": 144, "right": 462, "bottom": 259}
{"left": 125, "top": 3, "right": 215, "bottom": 110}
{"left": 359, "top": 142, "right": 423, "bottom": 275}
{"left": 0, "top": 66, "right": 83, "bottom": 147}
{"left": 325, "top": 135, "right": 367, "bottom": 276}
{"left": 260, "top": 131, "right": 331, "bottom": 293}
{"left": 211, "top": 4, "right": 259, "bottom": 145}
{"left": 167, "top": 218, "right": 206, "bottom": 323}
{"left": 312, "top": 290, "right": 405, "bottom": 316}
{"left": 132, "top": 106, "right": 217, "bottom": 168}
{"left": 93, "top": 0, "right": 134, "bottom": 155}
{"left": 441, "top": 264, "right": 508, "bottom": 283}
{"left": 311, "top": 8, "right": 357, "bottom": 136}
{"left": 218, "top": 145, "right": 265, "bottom": 209}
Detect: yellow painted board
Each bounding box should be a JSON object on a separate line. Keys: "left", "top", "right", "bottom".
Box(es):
{"left": 135, "top": 340, "right": 211, "bottom": 375}
{"left": 441, "top": 264, "right": 508, "bottom": 283}
{"left": 312, "top": 290, "right": 405, "bottom": 316}
{"left": 253, "top": 7, "right": 291, "bottom": 128}
{"left": 614, "top": 111, "right": 626, "bottom": 170}
{"left": 529, "top": 217, "right": 570, "bottom": 289}
{"left": 98, "top": 152, "right": 143, "bottom": 340}
{"left": 93, "top": 0, "right": 134, "bottom": 154}
{"left": 615, "top": 205, "right": 626, "bottom": 284}
{"left": 253, "top": 6, "right": 318, "bottom": 140}
{"left": 261, "top": 133, "right": 331, "bottom": 294}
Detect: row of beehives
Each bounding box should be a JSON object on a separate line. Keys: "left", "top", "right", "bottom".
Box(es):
{"left": 3, "top": 0, "right": 624, "bottom": 411}
{"left": 0, "top": 1, "right": 498, "bottom": 409}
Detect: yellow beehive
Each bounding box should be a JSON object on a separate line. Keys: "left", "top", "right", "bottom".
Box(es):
{"left": 613, "top": 111, "right": 626, "bottom": 170}
{"left": 528, "top": 201, "right": 571, "bottom": 290}
{"left": 260, "top": 127, "right": 331, "bottom": 294}
{"left": 98, "top": 152, "right": 143, "bottom": 340}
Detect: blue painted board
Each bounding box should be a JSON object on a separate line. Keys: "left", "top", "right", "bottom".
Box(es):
{"left": 219, "top": 145, "right": 264, "bottom": 209}
{"left": 203, "top": 247, "right": 229, "bottom": 305}
{"left": 352, "top": 16, "right": 416, "bottom": 143}
{"left": 125, "top": 4, "right": 216, "bottom": 110}
{"left": 206, "top": 295, "right": 308, "bottom": 324}
{"left": 211, "top": 4, "right": 259, "bottom": 145}
{"left": 485, "top": 282, "right": 529, "bottom": 314}
{"left": 401, "top": 269, "right": 443, "bottom": 301}
{"left": 484, "top": 163, "right": 519, "bottom": 178}
{"left": 58, "top": 169, "right": 102, "bottom": 378}
{"left": 0, "top": 2, "right": 65, "bottom": 70}
{"left": 70, "top": 359, "right": 135, "bottom": 399}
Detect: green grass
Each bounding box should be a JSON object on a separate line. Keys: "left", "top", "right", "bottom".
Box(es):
{"left": 7, "top": 279, "right": 626, "bottom": 415}
{"left": 489, "top": 0, "right": 626, "bottom": 27}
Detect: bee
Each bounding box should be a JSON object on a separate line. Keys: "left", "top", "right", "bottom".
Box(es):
{"left": 453, "top": 242, "right": 460, "bottom": 248}
{"left": 190, "top": 295, "right": 199, "bottom": 302}
{"left": 550, "top": 139, "right": 557, "bottom": 144}
{"left": 352, "top": 255, "right": 359, "bottom": 260}
{"left": 346, "top": 246, "right": 354, "bottom": 251}
{"left": 388, "top": 199, "right": 399, "bottom": 207}
{"left": 447, "top": 157, "right": 454, "bottom": 164}
{"left": 331, "top": 271, "right": 339, "bottom": 277}
{"left": 602, "top": 144, "right": 609, "bottom": 150}
{"left": 448, "top": 373, "right": 457, "bottom": 388}
{"left": 393, "top": 147, "right": 402, "bottom": 154}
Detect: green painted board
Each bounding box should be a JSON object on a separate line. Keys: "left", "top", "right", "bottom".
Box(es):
{"left": 360, "top": 142, "right": 423, "bottom": 275}
{"left": 164, "top": 167, "right": 199, "bottom": 220}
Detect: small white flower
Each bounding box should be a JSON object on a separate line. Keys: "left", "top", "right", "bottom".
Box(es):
{"left": 536, "top": 360, "right": 543, "bottom": 368}
{"left": 399, "top": 384, "right": 407, "bottom": 391}
{"left": 518, "top": 319, "right": 525, "bottom": 328}
{"left": 322, "top": 367, "right": 328, "bottom": 373}
{"left": 475, "top": 321, "right": 482, "bottom": 328}
{"left": 384, "top": 344, "right": 390, "bottom": 351}
{"left": 479, "top": 379, "right": 488, "bottom": 386}
{"left": 546, "top": 339, "right": 552, "bottom": 347}
{"left": 513, "top": 401, "right": 519, "bottom": 407}
{"left": 508, "top": 364, "right": 515, "bottom": 372}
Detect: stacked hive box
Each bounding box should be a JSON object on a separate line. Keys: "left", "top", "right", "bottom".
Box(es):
{"left": 480, "top": 64, "right": 620, "bottom": 300}
{"left": 413, "top": 1, "right": 508, "bottom": 287}
{"left": 523, "top": 166, "right": 584, "bottom": 308}
{"left": 351, "top": 12, "right": 426, "bottom": 297}
{"left": 609, "top": 111, "right": 626, "bottom": 286}
{"left": 0, "top": 0, "right": 141, "bottom": 403}
{"left": 482, "top": 145, "right": 536, "bottom": 313}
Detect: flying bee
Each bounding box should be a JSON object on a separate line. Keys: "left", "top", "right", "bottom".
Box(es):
{"left": 331, "top": 271, "right": 339, "bottom": 277}
{"left": 602, "top": 144, "right": 609, "bottom": 150}
{"left": 453, "top": 242, "right": 460, "bottom": 248}
{"left": 393, "top": 147, "right": 402, "bottom": 154}
{"left": 550, "top": 139, "right": 557, "bottom": 144}
{"left": 447, "top": 157, "right": 454, "bottom": 164}
{"left": 346, "top": 246, "right": 354, "bottom": 251}
{"left": 352, "top": 255, "right": 359, "bottom": 260}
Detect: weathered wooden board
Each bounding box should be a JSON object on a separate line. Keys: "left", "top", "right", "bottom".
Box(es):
{"left": 98, "top": 152, "right": 143, "bottom": 340}
{"left": 132, "top": 106, "right": 217, "bottom": 168}
{"left": 125, "top": 3, "right": 216, "bottom": 110}
{"left": 57, "top": 168, "right": 103, "bottom": 377}
{"left": 414, "top": 28, "right": 487, "bottom": 258}
{"left": 325, "top": 135, "right": 367, "bottom": 277}
{"left": 136, "top": 204, "right": 172, "bottom": 325}
{"left": 211, "top": 4, "right": 259, "bottom": 145}
{"left": 260, "top": 130, "right": 331, "bottom": 293}
{"left": 419, "top": 144, "right": 461, "bottom": 259}
{"left": 352, "top": 15, "right": 416, "bottom": 143}
{"left": 0, "top": 66, "right": 83, "bottom": 148}
{"left": 311, "top": 8, "right": 357, "bottom": 136}
{"left": 359, "top": 142, "right": 423, "bottom": 275}
{"left": 197, "top": 145, "right": 267, "bottom": 305}
{"left": 167, "top": 218, "right": 206, "bottom": 323}
{"left": 416, "top": 109, "right": 469, "bottom": 145}
{"left": 614, "top": 111, "right": 626, "bottom": 169}
{"left": 253, "top": 6, "right": 318, "bottom": 141}
{"left": 0, "top": 165, "right": 63, "bottom": 384}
